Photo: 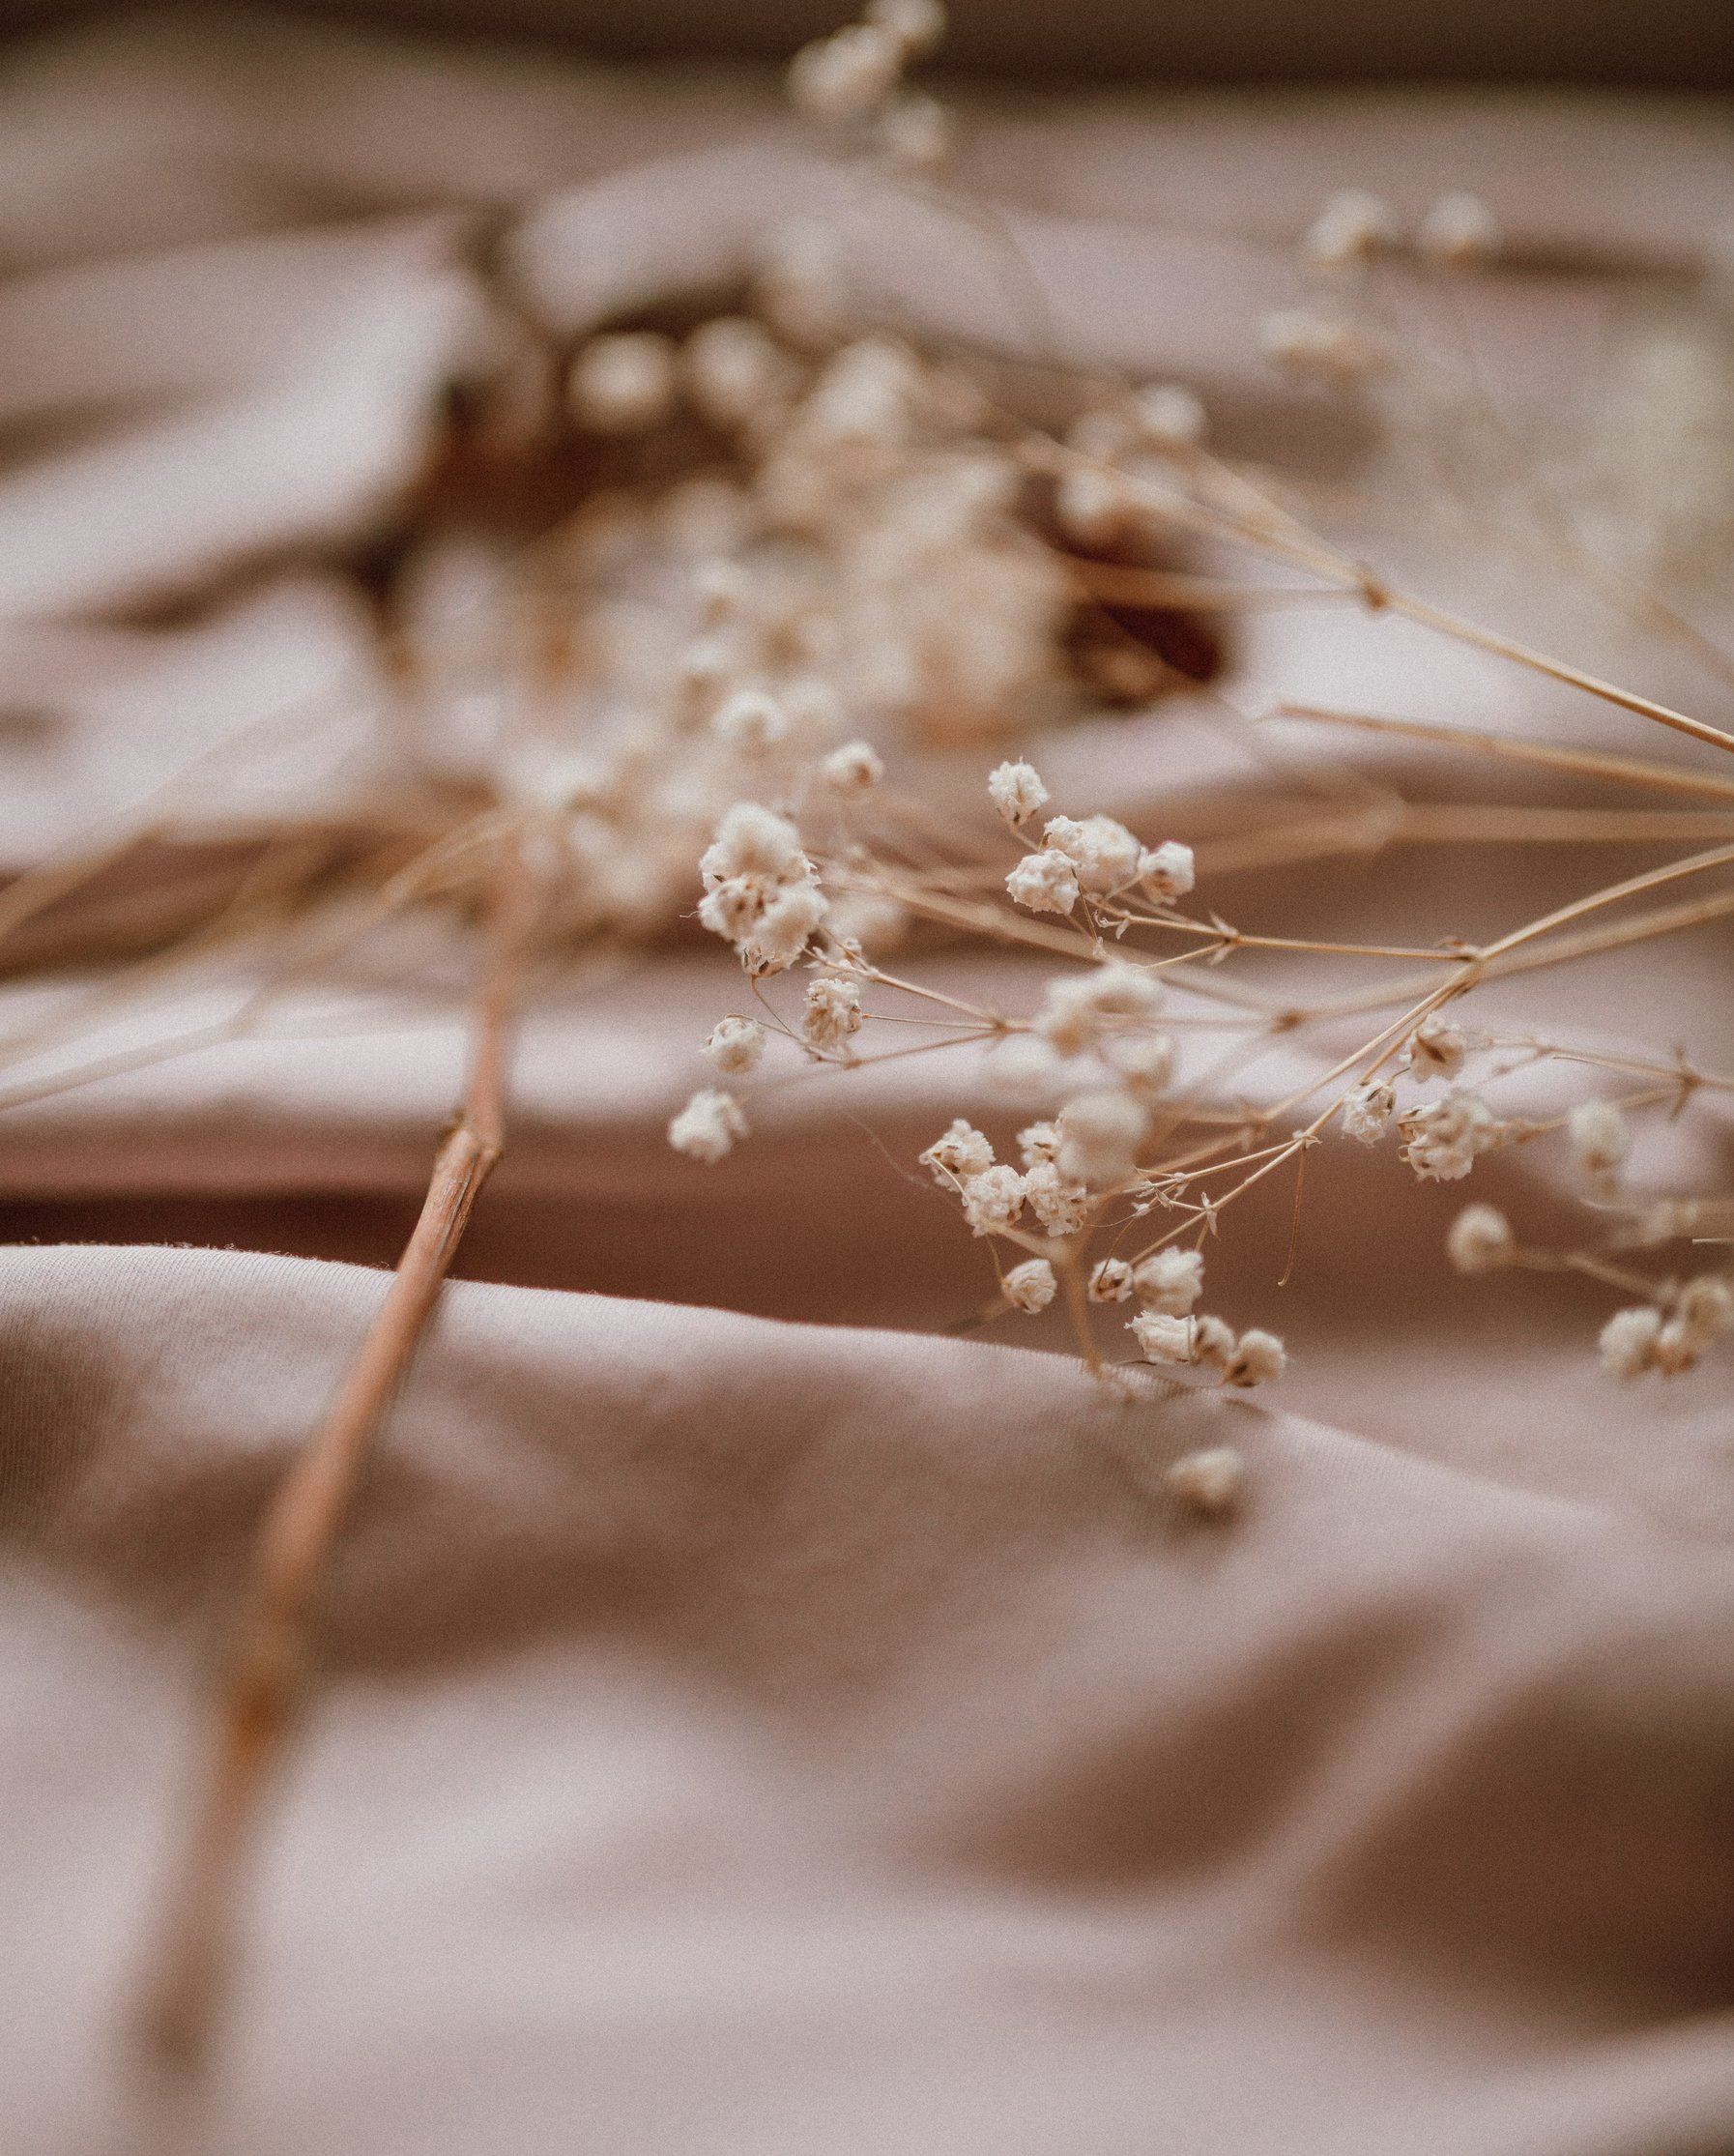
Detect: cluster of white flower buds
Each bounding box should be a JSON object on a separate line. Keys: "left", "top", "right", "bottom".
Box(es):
{"left": 786, "top": 0, "right": 951, "bottom": 171}
{"left": 1298, "top": 186, "right": 1503, "bottom": 271}
{"left": 698, "top": 801, "right": 829, "bottom": 975}
{"left": 994, "top": 763, "right": 1195, "bottom": 919}
{"left": 1048, "top": 387, "right": 1209, "bottom": 548}
{"left": 1599, "top": 1275, "right": 1733, "bottom": 1379}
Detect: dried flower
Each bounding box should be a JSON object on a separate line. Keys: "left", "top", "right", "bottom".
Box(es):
{"left": 682, "top": 315, "right": 795, "bottom": 430}
{"left": 1106, "top": 1032, "right": 1176, "bottom": 1099}
{"left": 865, "top": 0, "right": 946, "bottom": 56}
{"left": 1190, "top": 1315, "right": 1237, "bottom": 1371}
{"left": 1166, "top": 1445, "right": 1244, "bottom": 1514}
{"left": 1022, "top": 1159, "right": 1092, "bottom": 1236}
{"left": 1087, "top": 1257, "right": 1134, "bottom": 1302}
{"left": 1417, "top": 190, "right": 1502, "bottom": 267}
{"left": 1224, "top": 1328, "right": 1286, "bottom": 1387}
{"left": 1042, "top": 814, "right": 1142, "bottom": 895}
{"left": 1006, "top": 850, "right": 1080, "bottom": 914}
{"left": 1003, "top": 1257, "right": 1057, "bottom": 1313}
{"left": 1340, "top": 1080, "right": 1396, "bottom": 1145}
{"left": 1399, "top": 1091, "right": 1502, "bottom": 1181}
{"left": 1132, "top": 1246, "right": 1204, "bottom": 1314}
{"left": 1301, "top": 188, "right": 1398, "bottom": 268}
{"left": 1447, "top": 1203, "right": 1516, "bottom": 1274}
{"left": 1133, "top": 382, "right": 1207, "bottom": 448}
{"left": 1017, "top": 1121, "right": 1061, "bottom": 1165}
{"left": 1137, "top": 841, "right": 1196, "bottom": 900}
{"left": 788, "top": 22, "right": 902, "bottom": 122}
{"left": 1036, "top": 964, "right": 1162, "bottom": 1056}
{"left": 705, "top": 1015, "right": 765, "bottom": 1075}
{"left": 802, "top": 975, "right": 863, "bottom": 1050}
{"left": 822, "top": 740, "right": 885, "bottom": 792}
{"left": 1569, "top": 1097, "right": 1630, "bottom": 1179}
{"left": 1130, "top": 1309, "right": 1194, "bottom": 1364}
{"left": 919, "top": 1117, "right": 994, "bottom": 1182}
{"left": 568, "top": 333, "right": 678, "bottom": 433}
{"left": 1408, "top": 1014, "right": 1466, "bottom": 1081}
{"left": 961, "top": 1162, "right": 1027, "bottom": 1235}
{"left": 669, "top": 1088, "right": 748, "bottom": 1163}
{"left": 1057, "top": 1090, "right": 1149, "bottom": 1186}
{"left": 987, "top": 759, "right": 1050, "bottom": 827}
{"left": 711, "top": 687, "right": 789, "bottom": 751}
{"left": 1599, "top": 1304, "right": 1662, "bottom": 1380}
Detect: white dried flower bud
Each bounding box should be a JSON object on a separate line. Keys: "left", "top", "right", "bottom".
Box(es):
{"left": 1417, "top": 190, "right": 1502, "bottom": 267}
{"left": 1569, "top": 1097, "right": 1630, "bottom": 1179}
{"left": 1087, "top": 1257, "right": 1134, "bottom": 1302}
{"left": 1006, "top": 850, "right": 1080, "bottom": 915}
{"left": 697, "top": 878, "right": 762, "bottom": 944}
{"left": 1132, "top": 1246, "right": 1204, "bottom": 1315}
{"left": 701, "top": 801, "right": 806, "bottom": 886}
{"left": 920, "top": 1117, "right": 994, "bottom": 1182}
{"left": 1057, "top": 1089, "right": 1149, "bottom": 1187}
{"left": 1340, "top": 1080, "right": 1396, "bottom": 1145}
{"left": 1022, "top": 1160, "right": 1091, "bottom": 1236}
{"left": 787, "top": 22, "right": 902, "bottom": 123}
{"left": 743, "top": 881, "right": 827, "bottom": 973}
{"left": 682, "top": 316, "right": 794, "bottom": 430}
{"left": 1190, "top": 1314, "right": 1237, "bottom": 1371}
{"left": 1599, "top": 1304, "right": 1662, "bottom": 1380}
{"left": 961, "top": 1162, "right": 1026, "bottom": 1236}
{"left": 1676, "top": 1274, "right": 1734, "bottom": 1350}
{"left": 711, "top": 687, "right": 789, "bottom": 752}
{"left": 822, "top": 740, "right": 884, "bottom": 793}
{"left": 1107, "top": 1032, "right": 1176, "bottom": 1099}
{"left": 1301, "top": 188, "right": 1398, "bottom": 268}
{"left": 1055, "top": 464, "right": 1135, "bottom": 547}
{"left": 1408, "top": 1014, "right": 1466, "bottom": 1081}
{"left": 984, "top": 1034, "right": 1063, "bottom": 1103}
{"left": 1399, "top": 1091, "right": 1502, "bottom": 1182}
{"left": 1260, "top": 308, "right": 1387, "bottom": 380}
{"left": 1133, "top": 382, "right": 1207, "bottom": 448}
{"left": 1447, "top": 1203, "right": 1516, "bottom": 1274}
{"left": 1036, "top": 964, "right": 1162, "bottom": 1056}
{"left": 1166, "top": 1445, "right": 1243, "bottom": 1515}
{"left": 668, "top": 1088, "right": 747, "bottom": 1163}
{"left": 1042, "top": 814, "right": 1142, "bottom": 895}
{"left": 804, "top": 338, "right": 919, "bottom": 447}
{"left": 1654, "top": 1319, "right": 1700, "bottom": 1375}
{"left": 568, "top": 333, "right": 677, "bottom": 434}
{"left": 1137, "top": 841, "right": 1196, "bottom": 901}
{"left": 801, "top": 975, "right": 863, "bottom": 1051}
{"left": 1003, "top": 1257, "right": 1057, "bottom": 1313}
{"left": 1130, "top": 1310, "right": 1194, "bottom": 1365}
{"left": 1017, "top": 1121, "right": 1061, "bottom": 1166}
{"left": 705, "top": 1015, "right": 765, "bottom": 1076}
{"left": 865, "top": 0, "right": 946, "bottom": 56}
{"left": 988, "top": 760, "right": 1051, "bottom": 827}
{"left": 1224, "top": 1327, "right": 1286, "bottom": 1387}
{"left": 877, "top": 93, "right": 950, "bottom": 172}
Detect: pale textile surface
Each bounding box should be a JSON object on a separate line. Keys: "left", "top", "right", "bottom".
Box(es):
{"left": 1, "top": 15, "right": 1732, "bottom": 2153}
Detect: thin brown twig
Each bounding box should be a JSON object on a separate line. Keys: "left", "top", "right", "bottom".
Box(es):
{"left": 133, "top": 829, "right": 543, "bottom": 2073}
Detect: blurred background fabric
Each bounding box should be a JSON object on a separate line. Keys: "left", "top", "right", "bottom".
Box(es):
{"left": 1, "top": 8, "right": 1732, "bottom": 2154}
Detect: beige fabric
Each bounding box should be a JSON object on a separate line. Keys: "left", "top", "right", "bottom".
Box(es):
{"left": 1, "top": 14, "right": 1733, "bottom": 2152}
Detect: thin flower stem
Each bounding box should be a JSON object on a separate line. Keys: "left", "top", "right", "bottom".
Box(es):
{"left": 133, "top": 831, "right": 543, "bottom": 2074}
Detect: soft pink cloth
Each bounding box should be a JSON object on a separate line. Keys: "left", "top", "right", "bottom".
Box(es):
{"left": 1, "top": 15, "right": 1732, "bottom": 2153}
